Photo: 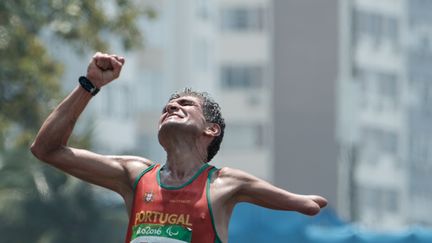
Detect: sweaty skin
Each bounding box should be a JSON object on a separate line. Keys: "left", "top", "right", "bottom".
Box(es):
{"left": 31, "top": 52, "right": 327, "bottom": 243}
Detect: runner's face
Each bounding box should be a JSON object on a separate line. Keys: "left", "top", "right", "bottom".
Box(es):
{"left": 158, "top": 96, "right": 207, "bottom": 132}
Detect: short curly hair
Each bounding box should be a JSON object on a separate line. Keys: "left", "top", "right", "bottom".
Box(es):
{"left": 168, "top": 88, "right": 225, "bottom": 162}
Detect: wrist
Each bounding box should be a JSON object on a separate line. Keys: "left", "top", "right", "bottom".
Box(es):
{"left": 85, "top": 74, "right": 104, "bottom": 88}
{"left": 78, "top": 76, "right": 100, "bottom": 96}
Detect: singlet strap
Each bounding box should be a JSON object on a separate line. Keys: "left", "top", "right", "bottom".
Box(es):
{"left": 132, "top": 163, "right": 157, "bottom": 191}
{"left": 206, "top": 166, "right": 223, "bottom": 243}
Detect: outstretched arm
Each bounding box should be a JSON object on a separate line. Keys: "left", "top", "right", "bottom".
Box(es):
{"left": 222, "top": 168, "right": 327, "bottom": 216}
{"left": 30, "top": 53, "right": 150, "bottom": 196}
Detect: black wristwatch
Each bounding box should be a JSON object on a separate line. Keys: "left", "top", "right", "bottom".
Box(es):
{"left": 78, "top": 76, "right": 100, "bottom": 96}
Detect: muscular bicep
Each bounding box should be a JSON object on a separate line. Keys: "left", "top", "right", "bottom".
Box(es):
{"left": 41, "top": 146, "right": 150, "bottom": 194}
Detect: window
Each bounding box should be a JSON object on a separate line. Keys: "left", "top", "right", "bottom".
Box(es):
{"left": 387, "top": 17, "right": 399, "bottom": 47}
{"left": 221, "top": 65, "right": 264, "bottom": 89}
{"left": 220, "top": 6, "right": 265, "bottom": 32}
{"left": 353, "top": 66, "right": 369, "bottom": 108}
{"left": 361, "top": 127, "right": 399, "bottom": 160}
{"left": 377, "top": 71, "right": 399, "bottom": 110}
{"left": 370, "top": 13, "right": 383, "bottom": 45}
{"left": 353, "top": 9, "right": 400, "bottom": 50}
{"left": 381, "top": 131, "right": 398, "bottom": 155}
{"left": 353, "top": 67, "right": 400, "bottom": 110}
{"left": 409, "top": 134, "right": 429, "bottom": 166}
{"left": 378, "top": 73, "right": 397, "bottom": 98}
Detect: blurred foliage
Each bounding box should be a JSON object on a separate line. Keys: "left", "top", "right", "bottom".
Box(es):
{"left": 0, "top": 0, "right": 155, "bottom": 242}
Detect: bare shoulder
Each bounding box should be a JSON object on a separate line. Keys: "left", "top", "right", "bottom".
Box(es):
{"left": 108, "top": 155, "right": 153, "bottom": 166}
{"left": 210, "top": 167, "right": 258, "bottom": 194}
{"left": 209, "top": 166, "right": 265, "bottom": 209}
{"left": 214, "top": 167, "right": 257, "bottom": 183}
{"left": 108, "top": 155, "right": 155, "bottom": 185}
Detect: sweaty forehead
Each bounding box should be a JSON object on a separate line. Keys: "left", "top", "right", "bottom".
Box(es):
{"left": 169, "top": 95, "right": 203, "bottom": 105}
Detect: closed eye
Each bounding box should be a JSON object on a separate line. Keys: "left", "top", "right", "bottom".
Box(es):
{"left": 182, "top": 102, "right": 194, "bottom": 106}
{"left": 161, "top": 98, "right": 198, "bottom": 114}
{"left": 178, "top": 99, "right": 196, "bottom": 107}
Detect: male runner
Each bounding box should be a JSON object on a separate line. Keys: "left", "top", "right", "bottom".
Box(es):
{"left": 31, "top": 52, "right": 327, "bottom": 243}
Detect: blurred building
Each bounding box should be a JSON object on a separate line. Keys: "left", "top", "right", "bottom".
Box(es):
{"left": 214, "top": 0, "right": 274, "bottom": 180}
{"left": 60, "top": 0, "right": 340, "bottom": 205}
{"left": 337, "top": 0, "right": 432, "bottom": 229}
{"left": 77, "top": 0, "right": 275, "bottom": 181}
{"left": 272, "top": 0, "right": 339, "bottom": 207}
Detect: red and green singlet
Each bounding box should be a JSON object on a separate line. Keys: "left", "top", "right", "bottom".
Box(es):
{"left": 124, "top": 163, "right": 223, "bottom": 243}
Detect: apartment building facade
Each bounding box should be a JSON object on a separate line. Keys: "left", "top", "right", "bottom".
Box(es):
{"left": 337, "top": 0, "right": 432, "bottom": 228}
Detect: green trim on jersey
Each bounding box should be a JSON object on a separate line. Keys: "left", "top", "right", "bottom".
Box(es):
{"left": 131, "top": 224, "right": 192, "bottom": 242}
{"left": 157, "top": 163, "right": 210, "bottom": 190}
{"left": 133, "top": 164, "right": 157, "bottom": 191}
{"left": 206, "top": 167, "right": 223, "bottom": 243}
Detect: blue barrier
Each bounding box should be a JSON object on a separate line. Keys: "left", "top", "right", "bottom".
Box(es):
{"left": 228, "top": 203, "right": 432, "bottom": 243}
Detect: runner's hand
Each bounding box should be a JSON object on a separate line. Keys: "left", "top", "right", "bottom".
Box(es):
{"left": 86, "top": 52, "right": 125, "bottom": 88}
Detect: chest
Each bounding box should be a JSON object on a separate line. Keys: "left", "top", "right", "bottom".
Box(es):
{"left": 135, "top": 184, "right": 208, "bottom": 211}
{"left": 132, "top": 165, "right": 212, "bottom": 223}
{"left": 125, "top": 164, "right": 222, "bottom": 243}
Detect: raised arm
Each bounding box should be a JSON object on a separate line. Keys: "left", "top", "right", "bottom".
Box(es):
{"left": 30, "top": 53, "right": 150, "bottom": 197}
{"left": 221, "top": 167, "right": 327, "bottom": 216}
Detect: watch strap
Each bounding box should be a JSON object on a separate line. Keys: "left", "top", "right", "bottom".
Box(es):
{"left": 79, "top": 76, "right": 100, "bottom": 96}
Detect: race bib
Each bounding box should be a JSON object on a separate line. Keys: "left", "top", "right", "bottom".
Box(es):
{"left": 130, "top": 224, "right": 192, "bottom": 243}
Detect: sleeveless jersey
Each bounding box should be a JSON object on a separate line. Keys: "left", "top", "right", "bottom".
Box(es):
{"left": 124, "top": 163, "right": 223, "bottom": 243}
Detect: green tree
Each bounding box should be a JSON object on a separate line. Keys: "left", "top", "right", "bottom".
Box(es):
{"left": 0, "top": 1, "right": 155, "bottom": 242}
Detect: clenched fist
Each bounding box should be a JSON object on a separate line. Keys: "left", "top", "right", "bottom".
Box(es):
{"left": 86, "top": 52, "right": 125, "bottom": 88}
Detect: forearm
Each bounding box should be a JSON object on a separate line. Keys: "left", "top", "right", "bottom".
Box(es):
{"left": 31, "top": 52, "right": 124, "bottom": 160}
{"left": 31, "top": 85, "right": 93, "bottom": 159}
{"left": 267, "top": 193, "right": 321, "bottom": 215}
{"left": 229, "top": 168, "right": 327, "bottom": 215}
{"left": 240, "top": 182, "right": 321, "bottom": 215}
